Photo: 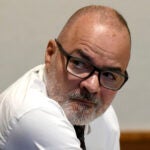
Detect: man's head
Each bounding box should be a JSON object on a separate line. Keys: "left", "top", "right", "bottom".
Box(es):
{"left": 45, "top": 5, "right": 131, "bottom": 125}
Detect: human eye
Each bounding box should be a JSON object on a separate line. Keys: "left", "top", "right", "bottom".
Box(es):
{"left": 102, "top": 71, "right": 118, "bottom": 81}
{"left": 69, "top": 57, "right": 90, "bottom": 70}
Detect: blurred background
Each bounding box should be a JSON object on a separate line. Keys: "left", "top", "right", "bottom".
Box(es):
{"left": 0, "top": 0, "right": 150, "bottom": 149}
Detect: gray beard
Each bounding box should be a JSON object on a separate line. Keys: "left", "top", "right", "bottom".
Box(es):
{"left": 60, "top": 100, "right": 98, "bottom": 125}
{"left": 45, "top": 69, "right": 103, "bottom": 125}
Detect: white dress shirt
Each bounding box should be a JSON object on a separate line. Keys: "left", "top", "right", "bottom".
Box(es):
{"left": 0, "top": 65, "right": 120, "bottom": 150}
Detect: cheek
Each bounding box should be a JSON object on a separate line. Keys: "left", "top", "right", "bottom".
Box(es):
{"left": 66, "top": 73, "right": 81, "bottom": 88}
{"left": 54, "top": 71, "right": 80, "bottom": 96}
{"left": 101, "top": 88, "right": 117, "bottom": 105}
{"left": 55, "top": 56, "right": 67, "bottom": 83}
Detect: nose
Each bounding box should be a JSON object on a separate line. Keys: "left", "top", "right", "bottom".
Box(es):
{"left": 80, "top": 72, "right": 100, "bottom": 94}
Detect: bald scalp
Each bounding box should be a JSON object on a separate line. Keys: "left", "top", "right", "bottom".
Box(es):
{"left": 58, "top": 5, "right": 131, "bottom": 43}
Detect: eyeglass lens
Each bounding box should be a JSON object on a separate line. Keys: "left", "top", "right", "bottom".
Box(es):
{"left": 67, "top": 57, "right": 125, "bottom": 90}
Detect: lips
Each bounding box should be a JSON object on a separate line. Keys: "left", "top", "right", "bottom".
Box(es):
{"left": 71, "top": 98, "right": 97, "bottom": 106}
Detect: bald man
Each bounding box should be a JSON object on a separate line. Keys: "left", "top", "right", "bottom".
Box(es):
{"left": 0, "top": 5, "right": 131, "bottom": 150}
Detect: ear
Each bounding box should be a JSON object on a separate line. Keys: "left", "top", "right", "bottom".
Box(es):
{"left": 45, "top": 40, "right": 57, "bottom": 66}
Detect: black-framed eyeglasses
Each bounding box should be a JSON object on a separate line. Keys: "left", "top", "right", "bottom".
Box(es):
{"left": 55, "top": 39, "right": 128, "bottom": 91}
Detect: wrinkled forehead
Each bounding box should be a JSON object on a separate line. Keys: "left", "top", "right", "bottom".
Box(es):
{"left": 59, "top": 16, "right": 131, "bottom": 70}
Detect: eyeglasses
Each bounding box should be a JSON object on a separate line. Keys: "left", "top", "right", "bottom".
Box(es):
{"left": 55, "top": 39, "right": 128, "bottom": 91}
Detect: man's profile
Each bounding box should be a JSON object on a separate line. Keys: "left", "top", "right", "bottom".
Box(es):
{"left": 0, "top": 5, "right": 131, "bottom": 150}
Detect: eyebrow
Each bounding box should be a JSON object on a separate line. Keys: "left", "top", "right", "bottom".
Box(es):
{"left": 55, "top": 39, "right": 124, "bottom": 75}
{"left": 72, "top": 49, "right": 93, "bottom": 62}
{"left": 102, "top": 67, "right": 122, "bottom": 73}
{"left": 75, "top": 49, "right": 121, "bottom": 67}
{"left": 72, "top": 49, "right": 123, "bottom": 73}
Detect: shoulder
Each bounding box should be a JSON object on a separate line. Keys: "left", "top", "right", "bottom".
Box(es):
{"left": 85, "top": 106, "right": 120, "bottom": 150}
{"left": 0, "top": 65, "right": 82, "bottom": 149}
{"left": 102, "top": 105, "right": 120, "bottom": 131}
{"left": 0, "top": 65, "right": 46, "bottom": 115}
{"left": 88, "top": 106, "right": 119, "bottom": 133}
{"left": 6, "top": 105, "right": 81, "bottom": 150}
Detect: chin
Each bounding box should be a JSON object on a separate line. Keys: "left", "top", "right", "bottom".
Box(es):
{"left": 61, "top": 101, "right": 97, "bottom": 125}
{"left": 69, "top": 115, "right": 96, "bottom": 125}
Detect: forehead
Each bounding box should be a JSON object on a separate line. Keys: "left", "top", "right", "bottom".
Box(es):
{"left": 61, "top": 20, "right": 130, "bottom": 70}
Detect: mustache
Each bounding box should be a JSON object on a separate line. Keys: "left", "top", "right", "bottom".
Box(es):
{"left": 68, "top": 90, "right": 98, "bottom": 104}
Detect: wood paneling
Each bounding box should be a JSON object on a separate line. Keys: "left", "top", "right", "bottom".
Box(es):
{"left": 120, "top": 131, "right": 150, "bottom": 150}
